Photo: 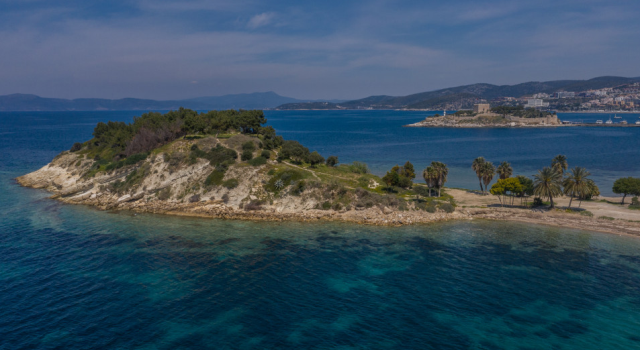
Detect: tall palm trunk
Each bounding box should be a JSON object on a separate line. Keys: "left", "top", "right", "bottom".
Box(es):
{"left": 568, "top": 191, "right": 573, "bottom": 209}
{"left": 478, "top": 176, "right": 483, "bottom": 193}
{"left": 549, "top": 196, "right": 554, "bottom": 209}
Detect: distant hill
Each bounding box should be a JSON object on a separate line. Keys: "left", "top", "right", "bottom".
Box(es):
{"left": 276, "top": 76, "right": 640, "bottom": 110}
{"left": 0, "top": 92, "right": 342, "bottom": 111}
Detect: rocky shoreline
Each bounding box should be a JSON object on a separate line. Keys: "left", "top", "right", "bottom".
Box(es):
{"left": 16, "top": 135, "right": 640, "bottom": 237}
{"left": 17, "top": 165, "right": 640, "bottom": 237}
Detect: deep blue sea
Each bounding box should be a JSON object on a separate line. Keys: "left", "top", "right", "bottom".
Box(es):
{"left": 1, "top": 111, "right": 640, "bottom": 349}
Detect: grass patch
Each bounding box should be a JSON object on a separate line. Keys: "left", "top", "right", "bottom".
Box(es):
{"left": 205, "top": 170, "right": 225, "bottom": 187}
{"left": 598, "top": 216, "right": 615, "bottom": 221}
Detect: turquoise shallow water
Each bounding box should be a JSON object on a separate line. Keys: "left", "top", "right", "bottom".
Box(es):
{"left": 1, "top": 111, "right": 640, "bottom": 349}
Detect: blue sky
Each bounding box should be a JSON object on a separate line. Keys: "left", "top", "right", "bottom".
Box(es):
{"left": 0, "top": 0, "right": 639, "bottom": 100}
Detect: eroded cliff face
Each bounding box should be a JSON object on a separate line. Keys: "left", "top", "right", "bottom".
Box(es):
{"left": 18, "top": 139, "right": 267, "bottom": 209}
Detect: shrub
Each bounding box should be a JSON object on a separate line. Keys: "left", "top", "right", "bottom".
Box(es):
{"left": 261, "top": 150, "right": 271, "bottom": 159}
{"left": 425, "top": 204, "right": 437, "bottom": 213}
{"left": 157, "top": 186, "right": 172, "bottom": 200}
{"left": 222, "top": 178, "right": 239, "bottom": 189}
{"left": 308, "top": 151, "right": 325, "bottom": 167}
{"left": 104, "top": 152, "right": 149, "bottom": 171}
{"left": 221, "top": 193, "right": 229, "bottom": 203}
{"left": 326, "top": 156, "right": 338, "bottom": 167}
{"left": 580, "top": 211, "right": 594, "bottom": 217}
{"left": 280, "top": 140, "right": 310, "bottom": 162}
{"left": 265, "top": 169, "right": 305, "bottom": 192}
{"left": 242, "top": 141, "right": 256, "bottom": 152}
{"left": 439, "top": 203, "right": 455, "bottom": 213}
{"left": 348, "top": 161, "right": 369, "bottom": 174}
{"left": 332, "top": 202, "right": 342, "bottom": 211}
{"left": 189, "top": 194, "right": 200, "bottom": 203}
{"left": 630, "top": 196, "right": 640, "bottom": 209}
{"left": 205, "top": 170, "right": 225, "bottom": 186}
{"left": 244, "top": 200, "right": 263, "bottom": 211}
{"left": 414, "top": 186, "right": 431, "bottom": 198}
{"left": 532, "top": 197, "right": 544, "bottom": 207}
{"left": 70, "top": 142, "right": 83, "bottom": 152}
{"left": 248, "top": 156, "right": 267, "bottom": 166}
{"left": 241, "top": 150, "right": 253, "bottom": 161}
{"left": 322, "top": 201, "right": 332, "bottom": 210}
{"left": 598, "top": 216, "right": 615, "bottom": 221}
{"left": 290, "top": 181, "right": 306, "bottom": 196}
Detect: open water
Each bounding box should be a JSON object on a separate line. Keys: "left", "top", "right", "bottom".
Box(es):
{"left": 1, "top": 111, "right": 640, "bottom": 349}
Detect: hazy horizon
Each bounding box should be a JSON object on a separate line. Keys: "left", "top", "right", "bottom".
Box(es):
{"left": 2, "top": 0, "right": 639, "bottom": 100}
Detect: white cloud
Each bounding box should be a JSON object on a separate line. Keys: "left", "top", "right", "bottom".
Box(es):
{"left": 247, "top": 12, "right": 275, "bottom": 29}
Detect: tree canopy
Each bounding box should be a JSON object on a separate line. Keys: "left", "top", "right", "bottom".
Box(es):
{"left": 90, "top": 108, "right": 268, "bottom": 161}
{"left": 612, "top": 177, "right": 640, "bottom": 204}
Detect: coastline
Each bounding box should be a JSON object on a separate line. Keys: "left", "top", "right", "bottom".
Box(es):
{"left": 16, "top": 173, "right": 640, "bottom": 238}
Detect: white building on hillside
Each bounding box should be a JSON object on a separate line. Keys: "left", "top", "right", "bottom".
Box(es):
{"left": 525, "top": 99, "right": 549, "bottom": 108}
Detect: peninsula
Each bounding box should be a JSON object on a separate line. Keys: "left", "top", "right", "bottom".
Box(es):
{"left": 17, "top": 108, "right": 640, "bottom": 237}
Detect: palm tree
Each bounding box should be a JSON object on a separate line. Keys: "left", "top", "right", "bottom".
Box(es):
{"left": 480, "top": 162, "right": 496, "bottom": 195}
{"left": 533, "top": 167, "right": 563, "bottom": 209}
{"left": 551, "top": 155, "right": 568, "bottom": 175}
{"left": 431, "top": 161, "right": 449, "bottom": 197}
{"left": 472, "top": 157, "right": 486, "bottom": 192}
{"left": 496, "top": 161, "right": 513, "bottom": 180}
{"left": 562, "top": 167, "right": 591, "bottom": 209}
{"left": 422, "top": 166, "right": 438, "bottom": 197}
{"left": 581, "top": 179, "right": 600, "bottom": 206}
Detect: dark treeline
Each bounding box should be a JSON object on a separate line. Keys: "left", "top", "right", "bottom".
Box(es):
{"left": 490, "top": 106, "right": 555, "bottom": 118}
{"left": 83, "top": 108, "right": 278, "bottom": 161}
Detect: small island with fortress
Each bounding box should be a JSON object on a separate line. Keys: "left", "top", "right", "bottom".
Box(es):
{"left": 406, "top": 103, "right": 640, "bottom": 128}
{"left": 405, "top": 104, "right": 563, "bottom": 128}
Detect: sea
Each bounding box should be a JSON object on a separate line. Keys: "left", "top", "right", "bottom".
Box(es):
{"left": 1, "top": 110, "right": 640, "bottom": 349}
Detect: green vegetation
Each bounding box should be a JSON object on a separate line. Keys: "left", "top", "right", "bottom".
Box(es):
{"left": 612, "top": 177, "right": 640, "bottom": 204}
{"left": 551, "top": 155, "right": 568, "bottom": 175}
{"left": 205, "top": 170, "right": 225, "bottom": 187}
{"left": 222, "top": 178, "right": 239, "bottom": 189}
{"left": 308, "top": 151, "right": 325, "bottom": 167}
{"left": 241, "top": 150, "right": 253, "bottom": 161}
{"left": 490, "top": 178, "right": 523, "bottom": 206}
{"left": 326, "top": 155, "right": 339, "bottom": 167}
{"left": 533, "top": 167, "right": 563, "bottom": 209}
{"left": 563, "top": 167, "right": 598, "bottom": 208}
{"left": 70, "top": 142, "right": 83, "bottom": 152}
{"left": 348, "top": 161, "right": 369, "bottom": 174}
{"left": 89, "top": 108, "right": 266, "bottom": 160}
{"left": 382, "top": 162, "right": 415, "bottom": 190}
{"left": 265, "top": 169, "right": 307, "bottom": 193}
{"left": 453, "top": 110, "right": 475, "bottom": 117}
{"left": 248, "top": 156, "right": 268, "bottom": 166}
{"left": 496, "top": 161, "right": 513, "bottom": 180}
{"left": 422, "top": 162, "right": 448, "bottom": 197}
{"left": 490, "top": 106, "right": 555, "bottom": 118}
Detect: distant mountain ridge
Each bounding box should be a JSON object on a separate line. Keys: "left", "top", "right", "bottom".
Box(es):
{"left": 0, "top": 92, "right": 344, "bottom": 111}
{"left": 276, "top": 76, "right": 640, "bottom": 110}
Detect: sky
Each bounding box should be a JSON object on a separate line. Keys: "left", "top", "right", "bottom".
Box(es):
{"left": 0, "top": 0, "right": 639, "bottom": 100}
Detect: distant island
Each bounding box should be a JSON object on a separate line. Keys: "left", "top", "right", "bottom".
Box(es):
{"left": 406, "top": 105, "right": 562, "bottom": 128}
{"left": 275, "top": 76, "right": 640, "bottom": 112}
{"left": 0, "top": 92, "right": 344, "bottom": 112}
{"left": 16, "top": 108, "right": 640, "bottom": 236}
